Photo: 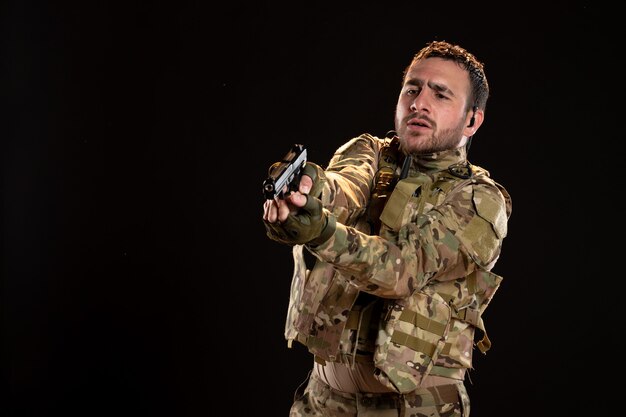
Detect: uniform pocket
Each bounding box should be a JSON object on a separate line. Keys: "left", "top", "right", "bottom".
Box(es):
{"left": 374, "top": 291, "right": 452, "bottom": 393}
{"left": 380, "top": 177, "right": 427, "bottom": 232}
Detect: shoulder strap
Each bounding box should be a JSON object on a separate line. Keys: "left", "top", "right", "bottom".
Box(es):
{"left": 366, "top": 136, "right": 403, "bottom": 234}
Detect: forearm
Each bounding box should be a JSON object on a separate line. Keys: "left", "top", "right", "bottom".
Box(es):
{"left": 308, "top": 215, "right": 477, "bottom": 299}
{"left": 317, "top": 135, "right": 380, "bottom": 225}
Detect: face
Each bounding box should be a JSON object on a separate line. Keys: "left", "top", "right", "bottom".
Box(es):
{"left": 395, "top": 57, "right": 473, "bottom": 155}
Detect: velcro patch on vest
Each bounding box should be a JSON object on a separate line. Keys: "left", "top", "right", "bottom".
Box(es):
{"left": 472, "top": 186, "right": 507, "bottom": 239}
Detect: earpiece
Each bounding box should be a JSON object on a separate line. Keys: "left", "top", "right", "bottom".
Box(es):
{"left": 468, "top": 105, "right": 478, "bottom": 128}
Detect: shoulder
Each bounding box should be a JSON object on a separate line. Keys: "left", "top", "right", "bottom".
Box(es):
{"left": 445, "top": 168, "right": 511, "bottom": 266}
{"left": 470, "top": 164, "right": 512, "bottom": 220}
{"left": 334, "top": 133, "right": 384, "bottom": 156}
{"left": 462, "top": 166, "right": 512, "bottom": 241}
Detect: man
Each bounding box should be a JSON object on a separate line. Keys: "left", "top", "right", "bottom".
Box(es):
{"left": 263, "top": 40, "right": 512, "bottom": 417}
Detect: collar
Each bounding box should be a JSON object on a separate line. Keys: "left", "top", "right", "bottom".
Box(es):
{"left": 407, "top": 146, "right": 468, "bottom": 175}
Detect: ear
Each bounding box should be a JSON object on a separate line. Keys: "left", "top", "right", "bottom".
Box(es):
{"left": 463, "top": 108, "right": 484, "bottom": 137}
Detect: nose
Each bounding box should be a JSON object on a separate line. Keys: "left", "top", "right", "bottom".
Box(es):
{"left": 409, "top": 91, "right": 428, "bottom": 113}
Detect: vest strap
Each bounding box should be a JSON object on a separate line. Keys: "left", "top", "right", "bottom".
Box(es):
{"left": 398, "top": 309, "right": 447, "bottom": 336}
{"left": 429, "top": 365, "right": 466, "bottom": 380}
{"left": 390, "top": 330, "right": 438, "bottom": 358}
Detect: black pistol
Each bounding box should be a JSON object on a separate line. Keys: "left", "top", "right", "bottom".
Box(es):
{"left": 263, "top": 144, "right": 308, "bottom": 200}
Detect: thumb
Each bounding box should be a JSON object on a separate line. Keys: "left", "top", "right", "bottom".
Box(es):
{"left": 288, "top": 192, "right": 308, "bottom": 208}
{"left": 299, "top": 175, "right": 313, "bottom": 194}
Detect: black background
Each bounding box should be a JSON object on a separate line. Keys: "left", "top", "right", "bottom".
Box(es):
{"left": 3, "top": 1, "right": 619, "bottom": 416}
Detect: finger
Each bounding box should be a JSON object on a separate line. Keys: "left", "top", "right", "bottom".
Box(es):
{"left": 302, "top": 194, "right": 320, "bottom": 215}
{"left": 277, "top": 198, "right": 291, "bottom": 222}
{"left": 264, "top": 200, "right": 278, "bottom": 222}
{"left": 286, "top": 191, "right": 307, "bottom": 208}
{"left": 263, "top": 201, "right": 268, "bottom": 220}
{"left": 299, "top": 175, "right": 313, "bottom": 194}
{"left": 293, "top": 192, "right": 308, "bottom": 208}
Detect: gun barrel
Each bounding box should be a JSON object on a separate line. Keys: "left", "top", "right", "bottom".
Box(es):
{"left": 263, "top": 144, "right": 307, "bottom": 200}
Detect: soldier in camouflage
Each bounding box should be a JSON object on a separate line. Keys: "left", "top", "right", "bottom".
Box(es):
{"left": 263, "top": 40, "right": 512, "bottom": 417}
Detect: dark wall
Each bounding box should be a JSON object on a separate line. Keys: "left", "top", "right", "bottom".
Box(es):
{"left": 3, "top": 1, "right": 617, "bottom": 416}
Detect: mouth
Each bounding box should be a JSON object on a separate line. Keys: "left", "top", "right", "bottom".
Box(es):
{"left": 406, "top": 117, "right": 432, "bottom": 130}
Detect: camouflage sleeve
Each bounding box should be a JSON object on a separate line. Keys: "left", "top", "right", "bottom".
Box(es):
{"left": 314, "top": 134, "right": 381, "bottom": 226}
{"left": 309, "top": 182, "right": 510, "bottom": 299}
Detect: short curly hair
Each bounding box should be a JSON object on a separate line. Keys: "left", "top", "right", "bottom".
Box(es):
{"left": 404, "top": 40, "right": 489, "bottom": 112}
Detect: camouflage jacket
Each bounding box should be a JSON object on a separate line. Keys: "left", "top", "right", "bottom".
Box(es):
{"left": 284, "top": 133, "right": 512, "bottom": 393}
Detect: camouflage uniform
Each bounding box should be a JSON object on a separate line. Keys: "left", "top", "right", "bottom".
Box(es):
{"left": 284, "top": 133, "right": 512, "bottom": 416}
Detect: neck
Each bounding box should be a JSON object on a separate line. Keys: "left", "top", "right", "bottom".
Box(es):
{"left": 407, "top": 146, "right": 468, "bottom": 174}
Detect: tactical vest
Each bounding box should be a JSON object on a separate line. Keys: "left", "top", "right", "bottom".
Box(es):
{"left": 286, "top": 136, "right": 506, "bottom": 394}
{"left": 368, "top": 141, "right": 503, "bottom": 392}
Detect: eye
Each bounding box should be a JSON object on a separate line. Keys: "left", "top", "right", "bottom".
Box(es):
{"left": 405, "top": 88, "right": 418, "bottom": 95}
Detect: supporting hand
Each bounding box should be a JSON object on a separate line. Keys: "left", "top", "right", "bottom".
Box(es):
{"left": 263, "top": 194, "right": 336, "bottom": 246}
